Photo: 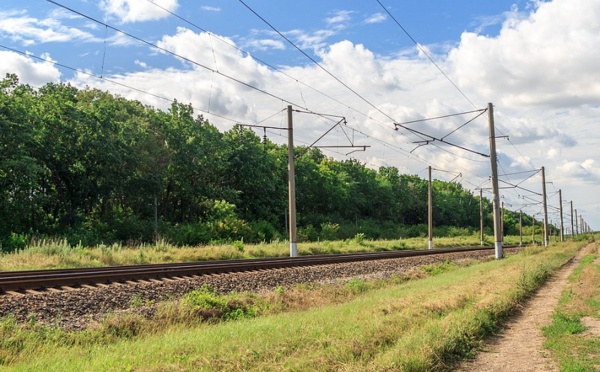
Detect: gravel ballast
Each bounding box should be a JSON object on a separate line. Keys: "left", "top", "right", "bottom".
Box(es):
{"left": 0, "top": 248, "right": 521, "bottom": 329}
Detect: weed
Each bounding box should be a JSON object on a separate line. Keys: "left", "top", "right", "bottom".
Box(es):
{"left": 543, "top": 311, "right": 587, "bottom": 338}
{"left": 353, "top": 233, "right": 366, "bottom": 246}
{"left": 420, "top": 259, "right": 458, "bottom": 276}
{"left": 232, "top": 240, "right": 244, "bottom": 253}
{"left": 182, "top": 285, "right": 261, "bottom": 321}
{"left": 130, "top": 296, "right": 144, "bottom": 309}
{"left": 344, "top": 278, "right": 369, "bottom": 294}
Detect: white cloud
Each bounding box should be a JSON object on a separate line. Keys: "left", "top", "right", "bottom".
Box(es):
{"left": 0, "top": 50, "right": 61, "bottom": 86}
{"left": 325, "top": 10, "right": 353, "bottom": 25}
{"left": 134, "top": 59, "right": 148, "bottom": 68}
{"left": 244, "top": 39, "right": 286, "bottom": 51}
{"left": 0, "top": 12, "right": 98, "bottom": 45}
{"left": 286, "top": 28, "right": 336, "bottom": 50}
{"left": 364, "top": 13, "right": 386, "bottom": 24}
{"left": 448, "top": 0, "right": 600, "bottom": 108}
{"left": 557, "top": 159, "right": 600, "bottom": 183}
{"left": 35, "top": 0, "right": 598, "bottom": 226}
{"left": 200, "top": 6, "right": 221, "bottom": 12}
{"left": 100, "top": 0, "right": 178, "bottom": 23}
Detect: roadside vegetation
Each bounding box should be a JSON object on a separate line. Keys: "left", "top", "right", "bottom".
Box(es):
{"left": 1, "top": 74, "right": 552, "bottom": 254}
{"left": 0, "top": 240, "right": 584, "bottom": 371}
{"left": 1, "top": 233, "right": 533, "bottom": 271}
{"left": 543, "top": 240, "right": 600, "bottom": 371}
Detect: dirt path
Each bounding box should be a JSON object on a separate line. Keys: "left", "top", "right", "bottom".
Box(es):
{"left": 457, "top": 246, "right": 587, "bottom": 372}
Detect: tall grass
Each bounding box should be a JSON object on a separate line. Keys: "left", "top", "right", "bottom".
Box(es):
{"left": 0, "top": 241, "right": 583, "bottom": 371}
{"left": 1, "top": 234, "right": 533, "bottom": 271}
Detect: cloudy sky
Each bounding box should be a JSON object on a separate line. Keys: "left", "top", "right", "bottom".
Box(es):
{"left": 1, "top": 0, "right": 599, "bottom": 231}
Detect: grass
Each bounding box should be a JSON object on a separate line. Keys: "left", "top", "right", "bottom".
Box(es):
{"left": 543, "top": 242, "right": 600, "bottom": 371}
{"left": 0, "top": 240, "right": 584, "bottom": 371}
{"left": 0, "top": 234, "right": 537, "bottom": 271}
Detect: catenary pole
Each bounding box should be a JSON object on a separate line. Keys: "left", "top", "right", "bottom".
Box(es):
{"left": 428, "top": 166, "right": 433, "bottom": 249}
{"left": 519, "top": 210, "right": 523, "bottom": 246}
{"left": 287, "top": 106, "right": 297, "bottom": 257}
{"left": 570, "top": 201, "right": 574, "bottom": 239}
{"left": 575, "top": 209, "right": 579, "bottom": 236}
{"left": 559, "top": 189, "right": 564, "bottom": 242}
{"left": 541, "top": 166, "right": 549, "bottom": 246}
{"left": 479, "top": 189, "right": 484, "bottom": 246}
{"left": 488, "top": 103, "right": 503, "bottom": 259}
{"left": 501, "top": 201, "right": 504, "bottom": 243}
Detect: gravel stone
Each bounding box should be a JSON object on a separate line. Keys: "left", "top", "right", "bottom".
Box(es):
{"left": 0, "top": 248, "right": 521, "bottom": 329}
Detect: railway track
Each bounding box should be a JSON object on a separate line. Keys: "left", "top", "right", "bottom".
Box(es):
{"left": 0, "top": 245, "right": 517, "bottom": 294}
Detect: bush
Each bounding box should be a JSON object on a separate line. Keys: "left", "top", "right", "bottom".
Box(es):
{"left": 320, "top": 222, "right": 340, "bottom": 241}
{"left": 249, "top": 220, "right": 281, "bottom": 242}
{"left": 0, "top": 232, "right": 29, "bottom": 253}
{"left": 182, "top": 285, "right": 261, "bottom": 321}
{"left": 297, "top": 224, "right": 319, "bottom": 242}
{"left": 167, "top": 222, "right": 211, "bottom": 246}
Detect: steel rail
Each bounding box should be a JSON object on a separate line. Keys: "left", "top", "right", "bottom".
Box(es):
{"left": 0, "top": 245, "right": 518, "bottom": 293}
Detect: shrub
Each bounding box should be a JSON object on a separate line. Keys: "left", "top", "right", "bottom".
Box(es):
{"left": 182, "top": 285, "right": 261, "bottom": 321}
{"left": 0, "top": 233, "right": 29, "bottom": 253}
{"left": 320, "top": 222, "right": 340, "bottom": 241}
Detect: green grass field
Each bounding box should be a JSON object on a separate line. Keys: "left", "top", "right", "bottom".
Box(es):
{"left": 1, "top": 234, "right": 535, "bottom": 271}
{"left": 0, "top": 239, "right": 589, "bottom": 371}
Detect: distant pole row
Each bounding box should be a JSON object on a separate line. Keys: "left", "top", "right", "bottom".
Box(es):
{"left": 286, "top": 103, "right": 590, "bottom": 258}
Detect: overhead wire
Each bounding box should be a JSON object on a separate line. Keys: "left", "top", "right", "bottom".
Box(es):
{"left": 376, "top": 0, "right": 540, "bottom": 180}
{"left": 45, "top": 0, "right": 310, "bottom": 111}
{"left": 145, "top": 0, "right": 493, "bottom": 187}
{"left": 238, "top": 0, "right": 401, "bottom": 126}
{"left": 44, "top": 0, "right": 496, "bottom": 192}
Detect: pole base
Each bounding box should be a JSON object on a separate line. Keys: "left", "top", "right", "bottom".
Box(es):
{"left": 495, "top": 241, "right": 503, "bottom": 259}
{"left": 290, "top": 242, "right": 297, "bottom": 257}
{"left": 428, "top": 240, "right": 433, "bottom": 250}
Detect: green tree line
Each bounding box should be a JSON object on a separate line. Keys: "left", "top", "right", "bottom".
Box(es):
{"left": 0, "top": 74, "right": 537, "bottom": 251}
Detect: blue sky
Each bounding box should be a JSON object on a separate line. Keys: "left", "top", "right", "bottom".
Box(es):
{"left": 1, "top": 0, "right": 599, "bottom": 230}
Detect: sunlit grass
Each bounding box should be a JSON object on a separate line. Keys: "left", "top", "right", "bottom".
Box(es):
{"left": 1, "top": 234, "right": 539, "bottom": 272}
{"left": 1, "top": 241, "right": 583, "bottom": 371}
{"left": 543, "top": 242, "right": 600, "bottom": 371}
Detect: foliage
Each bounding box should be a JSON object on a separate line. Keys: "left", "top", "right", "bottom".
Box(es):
{"left": 182, "top": 285, "right": 261, "bottom": 321}
{"left": 0, "top": 74, "right": 539, "bottom": 249}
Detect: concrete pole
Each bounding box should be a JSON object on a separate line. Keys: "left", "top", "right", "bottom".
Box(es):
{"left": 570, "top": 201, "right": 574, "bottom": 239}
{"left": 558, "top": 189, "right": 564, "bottom": 242}
{"left": 541, "top": 166, "right": 549, "bottom": 246}
{"left": 488, "top": 103, "right": 503, "bottom": 259}
{"left": 501, "top": 201, "right": 504, "bottom": 243}
{"left": 575, "top": 209, "right": 579, "bottom": 236}
{"left": 428, "top": 166, "right": 433, "bottom": 250}
{"left": 287, "top": 105, "right": 297, "bottom": 257}
{"left": 479, "top": 189, "right": 484, "bottom": 246}
{"left": 519, "top": 210, "right": 523, "bottom": 246}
